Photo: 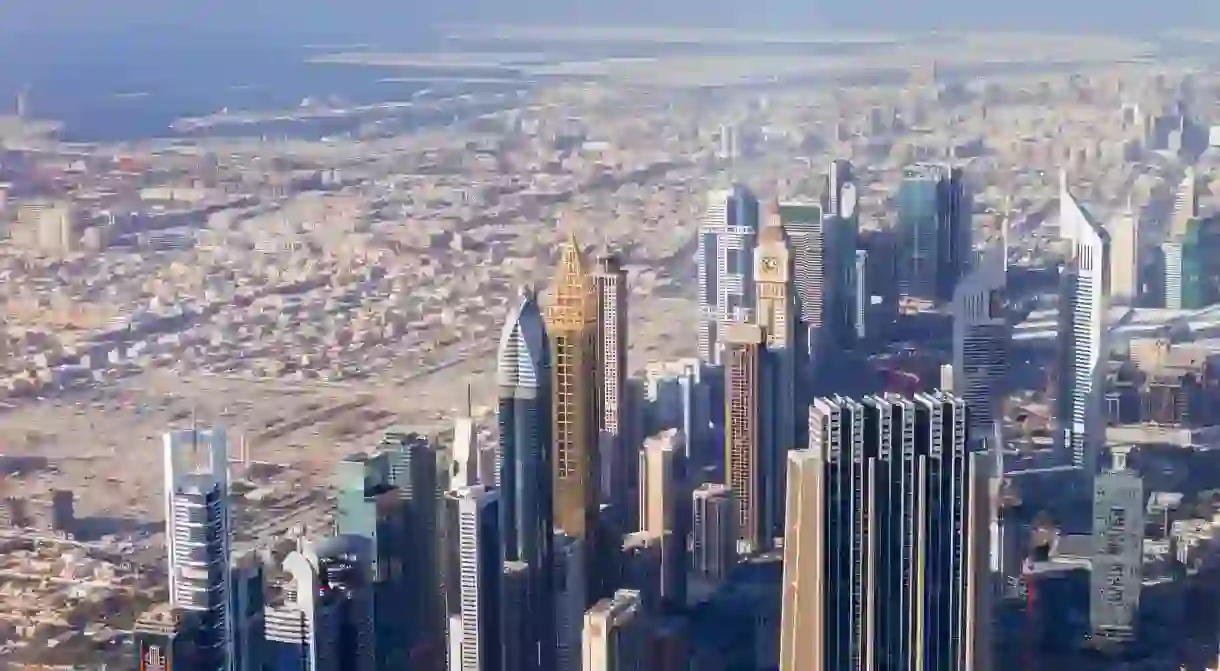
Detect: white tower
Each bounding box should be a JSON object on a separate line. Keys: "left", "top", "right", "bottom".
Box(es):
{"left": 163, "top": 426, "right": 233, "bottom": 670}
{"left": 1059, "top": 180, "right": 1110, "bottom": 474}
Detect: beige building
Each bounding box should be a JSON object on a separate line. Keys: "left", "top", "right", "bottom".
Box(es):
{"left": 639, "top": 429, "right": 686, "bottom": 608}
{"left": 1108, "top": 204, "right": 1140, "bottom": 305}
{"left": 583, "top": 589, "right": 643, "bottom": 671}
{"left": 13, "top": 200, "right": 78, "bottom": 254}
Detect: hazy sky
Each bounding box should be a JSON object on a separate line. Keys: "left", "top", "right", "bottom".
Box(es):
{"left": 0, "top": 0, "right": 1217, "bottom": 42}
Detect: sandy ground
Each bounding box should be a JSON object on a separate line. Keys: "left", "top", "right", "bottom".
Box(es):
{"left": 0, "top": 294, "right": 696, "bottom": 524}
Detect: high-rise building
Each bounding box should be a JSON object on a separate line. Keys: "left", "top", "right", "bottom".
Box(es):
{"left": 496, "top": 286, "right": 556, "bottom": 671}
{"left": 823, "top": 162, "right": 861, "bottom": 346}
{"left": 593, "top": 252, "right": 630, "bottom": 525}
{"left": 778, "top": 200, "right": 830, "bottom": 418}
{"left": 444, "top": 485, "right": 502, "bottom": 671}
{"left": 548, "top": 235, "right": 601, "bottom": 539}
{"left": 1107, "top": 202, "right": 1140, "bottom": 305}
{"left": 501, "top": 562, "right": 532, "bottom": 671}
{"left": 163, "top": 427, "right": 232, "bottom": 671}
{"left": 722, "top": 323, "right": 766, "bottom": 554}
{"left": 264, "top": 535, "right": 376, "bottom": 671}
{"left": 335, "top": 452, "right": 411, "bottom": 669}
{"left": 381, "top": 430, "right": 446, "bottom": 671}
{"left": 952, "top": 242, "right": 1009, "bottom": 445}
{"left": 583, "top": 589, "right": 645, "bottom": 671}
{"left": 1162, "top": 240, "right": 1184, "bottom": 309}
{"left": 230, "top": 549, "right": 266, "bottom": 671}
{"left": 851, "top": 250, "right": 868, "bottom": 340}
{"left": 619, "top": 531, "right": 665, "bottom": 612}
{"left": 897, "top": 164, "right": 971, "bottom": 303}
{"left": 824, "top": 159, "right": 856, "bottom": 219}
{"left": 555, "top": 532, "right": 588, "bottom": 671}
{"left": 1171, "top": 167, "right": 1199, "bottom": 238}
{"left": 452, "top": 398, "right": 480, "bottom": 490}
{"left": 1060, "top": 179, "right": 1110, "bottom": 474}
{"left": 1090, "top": 447, "right": 1144, "bottom": 643}
{"left": 640, "top": 429, "right": 688, "bottom": 610}
{"left": 778, "top": 201, "right": 829, "bottom": 334}
{"left": 134, "top": 607, "right": 208, "bottom": 671}
{"left": 754, "top": 211, "right": 797, "bottom": 538}
{"left": 781, "top": 393, "right": 992, "bottom": 671}
{"left": 697, "top": 186, "right": 761, "bottom": 362}
{"left": 691, "top": 483, "right": 736, "bottom": 587}
{"left": 643, "top": 358, "right": 717, "bottom": 472}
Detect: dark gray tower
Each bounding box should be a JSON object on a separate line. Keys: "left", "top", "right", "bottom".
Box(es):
{"left": 495, "top": 287, "right": 555, "bottom": 671}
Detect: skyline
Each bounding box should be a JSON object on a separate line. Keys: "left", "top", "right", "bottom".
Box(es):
{"left": 4, "top": 2, "right": 1220, "bottom": 41}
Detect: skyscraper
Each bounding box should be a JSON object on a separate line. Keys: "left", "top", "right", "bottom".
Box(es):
{"left": 897, "top": 164, "right": 970, "bottom": 303}
{"left": 593, "top": 252, "right": 630, "bottom": 526}
{"left": 778, "top": 200, "right": 830, "bottom": 416}
{"left": 697, "top": 186, "right": 761, "bottom": 362}
{"left": 1091, "top": 447, "right": 1144, "bottom": 643}
{"left": 781, "top": 392, "right": 992, "bottom": 671}
{"left": 546, "top": 234, "right": 602, "bottom": 600}
{"left": 555, "top": 532, "right": 588, "bottom": 671}
{"left": 691, "top": 483, "right": 736, "bottom": 588}
{"left": 952, "top": 242, "right": 1009, "bottom": 446}
{"left": 444, "top": 485, "right": 502, "bottom": 671}
{"left": 1060, "top": 179, "right": 1110, "bottom": 474}
{"left": 381, "top": 430, "right": 446, "bottom": 671}
{"left": 824, "top": 161, "right": 862, "bottom": 346}
{"left": 851, "top": 250, "right": 868, "bottom": 340}
{"left": 163, "top": 427, "right": 232, "bottom": 671}
{"left": 722, "top": 323, "right": 766, "bottom": 554}
{"left": 230, "top": 549, "right": 266, "bottom": 671}
{"left": 1171, "top": 167, "right": 1199, "bottom": 238}
{"left": 1107, "top": 202, "right": 1140, "bottom": 305}
{"left": 135, "top": 607, "right": 208, "bottom": 671}
{"left": 639, "top": 429, "right": 687, "bottom": 610}
{"left": 753, "top": 210, "right": 797, "bottom": 538}
{"left": 266, "top": 536, "right": 376, "bottom": 671}
{"left": 495, "top": 287, "right": 555, "bottom": 671}
{"left": 583, "top": 590, "right": 645, "bottom": 671}
{"left": 824, "top": 159, "right": 855, "bottom": 219}
{"left": 335, "top": 452, "right": 410, "bottom": 670}
{"left": 1163, "top": 239, "right": 1184, "bottom": 308}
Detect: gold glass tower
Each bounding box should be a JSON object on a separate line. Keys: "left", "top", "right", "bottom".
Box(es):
{"left": 723, "top": 322, "right": 764, "bottom": 554}
{"left": 546, "top": 233, "right": 601, "bottom": 552}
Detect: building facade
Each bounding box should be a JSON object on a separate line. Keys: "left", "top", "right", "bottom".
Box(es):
{"left": 593, "top": 253, "right": 631, "bottom": 527}
{"left": 697, "top": 186, "right": 761, "bottom": 362}
{"left": 722, "top": 323, "right": 765, "bottom": 554}
{"left": 781, "top": 393, "right": 992, "bottom": 671}
{"left": 583, "top": 590, "right": 644, "bottom": 671}
{"left": 547, "top": 235, "right": 602, "bottom": 601}
{"left": 952, "top": 242, "right": 1009, "bottom": 445}
{"left": 1060, "top": 180, "right": 1110, "bottom": 474}
{"left": 163, "top": 427, "right": 232, "bottom": 671}
{"left": 496, "top": 287, "right": 556, "bottom": 671}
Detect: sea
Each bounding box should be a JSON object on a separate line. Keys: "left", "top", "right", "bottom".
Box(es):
{"left": 0, "top": 29, "right": 498, "bottom": 143}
